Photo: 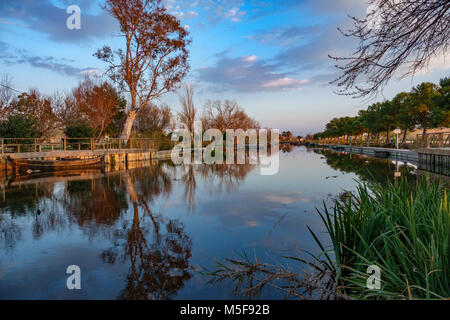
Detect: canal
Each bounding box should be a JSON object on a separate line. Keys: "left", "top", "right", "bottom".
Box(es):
{"left": 0, "top": 146, "right": 424, "bottom": 299}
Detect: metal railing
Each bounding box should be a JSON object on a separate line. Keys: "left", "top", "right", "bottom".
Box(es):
{"left": 315, "top": 132, "right": 450, "bottom": 149}
{"left": 415, "top": 132, "right": 450, "bottom": 148}
{"left": 0, "top": 137, "right": 160, "bottom": 154}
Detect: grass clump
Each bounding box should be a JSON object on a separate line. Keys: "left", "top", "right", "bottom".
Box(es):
{"left": 316, "top": 177, "right": 449, "bottom": 299}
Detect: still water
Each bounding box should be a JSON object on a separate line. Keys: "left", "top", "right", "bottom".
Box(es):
{"left": 0, "top": 147, "right": 419, "bottom": 299}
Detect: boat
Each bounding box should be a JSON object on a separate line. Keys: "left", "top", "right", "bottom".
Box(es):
{"left": 8, "top": 156, "right": 103, "bottom": 173}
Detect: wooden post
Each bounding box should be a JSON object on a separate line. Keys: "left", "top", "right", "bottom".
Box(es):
{"left": 118, "top": 138, "right": 121, "bottom": 150}
{"left": 439, "top": 133, "right": 444, "bottom": 148}
{"left": 34, "top": 138, "right": 37, "bottom": 152}
{"left": 63, "top": 138, "right": 66, "bottom": 151}
{"left": 426, "top": 134, "right": 430, "bottom": 148}
{"left": 90, "top": 138, "right": 94, "bottom": 151}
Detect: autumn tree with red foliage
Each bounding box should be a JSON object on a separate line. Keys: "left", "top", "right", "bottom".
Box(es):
{"left": 95, "top": 0, "right": 190, "bottom": 141}
{"left": 73, "top": 77, "right": 124, "bottom": 137}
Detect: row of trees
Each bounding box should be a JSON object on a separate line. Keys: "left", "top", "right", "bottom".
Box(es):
{"left": 0, "top": 75, "right": 126, "bottom": 139}
{"left": 314, "top": 78, "right": 450, "bottom": 143}
{"left": 0, "top": 75, "right": 259, "bottom": 142}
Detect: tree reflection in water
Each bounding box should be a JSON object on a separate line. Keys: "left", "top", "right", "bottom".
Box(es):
{"left": 0, "top": 156, "right": 264, "bottom": 298}
{"left": 100, "top": 167, "right": 193, "bottom": 300}
{"left": 0, "top": 182, "right": 62, "bottom": 249}
{"left": 172, "top": 161, "right": 257, "bottom": 213}
{"left": 62, "top": 177, "right": 128, "bottom": 238}
{"left": 314, "top": 148, "right": 417, "bottom": 186}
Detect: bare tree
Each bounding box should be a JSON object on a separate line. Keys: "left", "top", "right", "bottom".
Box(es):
{"left": 331, "top": 0, "right": 450, "bottom": 97}
{"left": 95, "top": 0, "right": 190, "bottom": 142}
{"left": 202, "top": 100, "right": 260, "bottom": 132}
{"left": 134, "top": 102, "right": 173, "bottom": 135}
{"left": 0, "top": 74, "right": 16, "bottom": 119}
{"left": 52, "top": 90, "right": 79, "bottom": 127}
{"left": 178, "top": 83, "right": 196, "bottom": 134}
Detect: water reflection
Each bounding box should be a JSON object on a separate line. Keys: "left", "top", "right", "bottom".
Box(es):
{"left": 101, "top": 172, "right": 192, "bottom": 300}
{"left": 314, "top": 148, "right": 417, "bottom": 185}
{"left": 0, "top": 147, "right": 443, "bottom": 299}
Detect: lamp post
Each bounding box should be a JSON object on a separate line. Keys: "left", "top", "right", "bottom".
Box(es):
{"left": 393, "top": 128, "right": 401, "bottom": 149}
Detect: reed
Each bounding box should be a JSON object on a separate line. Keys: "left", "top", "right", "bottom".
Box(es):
{"left": 313, "top": 177, "right": 450, "bottom": 299}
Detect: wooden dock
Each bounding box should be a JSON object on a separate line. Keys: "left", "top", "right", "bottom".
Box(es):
{"left": 1, "top": 148, "right": 157, "bottom": 173}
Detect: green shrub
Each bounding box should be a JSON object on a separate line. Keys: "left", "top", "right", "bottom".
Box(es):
{"left": 0, "top": 114, "right": 39, "bottom": 139}
{"left": 64, "top": 122, "right": 95, "bottom": 138}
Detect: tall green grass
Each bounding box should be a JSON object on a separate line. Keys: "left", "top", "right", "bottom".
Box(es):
{"left": 314, "top": 177, "right": 450, "bottom": 299}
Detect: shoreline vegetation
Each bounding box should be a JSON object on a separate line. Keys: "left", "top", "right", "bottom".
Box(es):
{"left": 205, "top": 176, "right": 450, "bottom": 300}
{"left": 313, "top": 78, "right": 449, "bottom": 148}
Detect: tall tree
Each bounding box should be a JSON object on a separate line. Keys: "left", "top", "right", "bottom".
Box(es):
{"left": 178, "top": 83, "right": 196, "bottom": 135}
{"left": 95, "top": 0, "right": 190, "bottom": 142}
{"left": 380, "top": 100, "right": 400, "bottom": 143}
{"left": 331, "top": 0, "right": 450, "bottom": 97}
{"left": 431, "top": 77, "right": 450, "bottom": 128}
{"left": 359, "top": 103, "right": 384, "bottom": 141}
{"left": 392, "top": 92, "right": 415, "bottom": 143}
{"left": 0, "top": 74, "right": 16, "bottom": 120}
{"left": 409, "top": 82, "right": 440, "bottom": 138}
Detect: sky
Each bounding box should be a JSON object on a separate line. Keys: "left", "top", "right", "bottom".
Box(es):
{"left": 0, "top": 0, "right": 449, "bottom": 135}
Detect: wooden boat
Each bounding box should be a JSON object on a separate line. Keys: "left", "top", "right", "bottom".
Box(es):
{"left": 9, "top": 156, "right": 103, "bottom": 173}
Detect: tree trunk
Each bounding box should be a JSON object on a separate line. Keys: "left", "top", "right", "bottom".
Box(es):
{"left": 422, "top": 123, "right": 428, "bottom": 147}
{"left": 422, "top": 123, "right": 427, "bottom": 137}
{"left": 402, "top": 129, "right": 407, "bottom": 143}
{"left": 121, "top": 109, "right": 138, "bottom": 143}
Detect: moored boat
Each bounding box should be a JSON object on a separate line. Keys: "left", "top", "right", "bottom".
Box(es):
{"left": 8, "top": 156, "right": 103, "bottom": 173}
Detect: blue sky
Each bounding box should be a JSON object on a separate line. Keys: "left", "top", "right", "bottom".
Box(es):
{"left": 1, "top": 0, "right": 449, "bottom": 135}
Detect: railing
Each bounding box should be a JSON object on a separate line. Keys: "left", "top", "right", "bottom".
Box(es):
{"left": 315, "top": 132, "right": 450, "bottom": 149}
{"left": 0, "top": 137, "right": 160, "bottom": 154}
{"left": 415, "top": 132, "right": 450, "bottom": 148}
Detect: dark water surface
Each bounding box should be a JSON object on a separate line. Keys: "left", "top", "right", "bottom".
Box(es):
{"left": 0, "top": 147, "right": 419, "bottom": 299}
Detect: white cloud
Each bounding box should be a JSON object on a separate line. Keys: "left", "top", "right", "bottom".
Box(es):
{"left": 263, "top": 78, "right": 309, "bottom": 91}
{"left": 224, "top": 6, "right": 246, "bottom": 22}
{"left": 243, "top": 55, "right": 257, "bottom": 63}
{"left": 198, "top": 54, "right": 310, "bottom": 92}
